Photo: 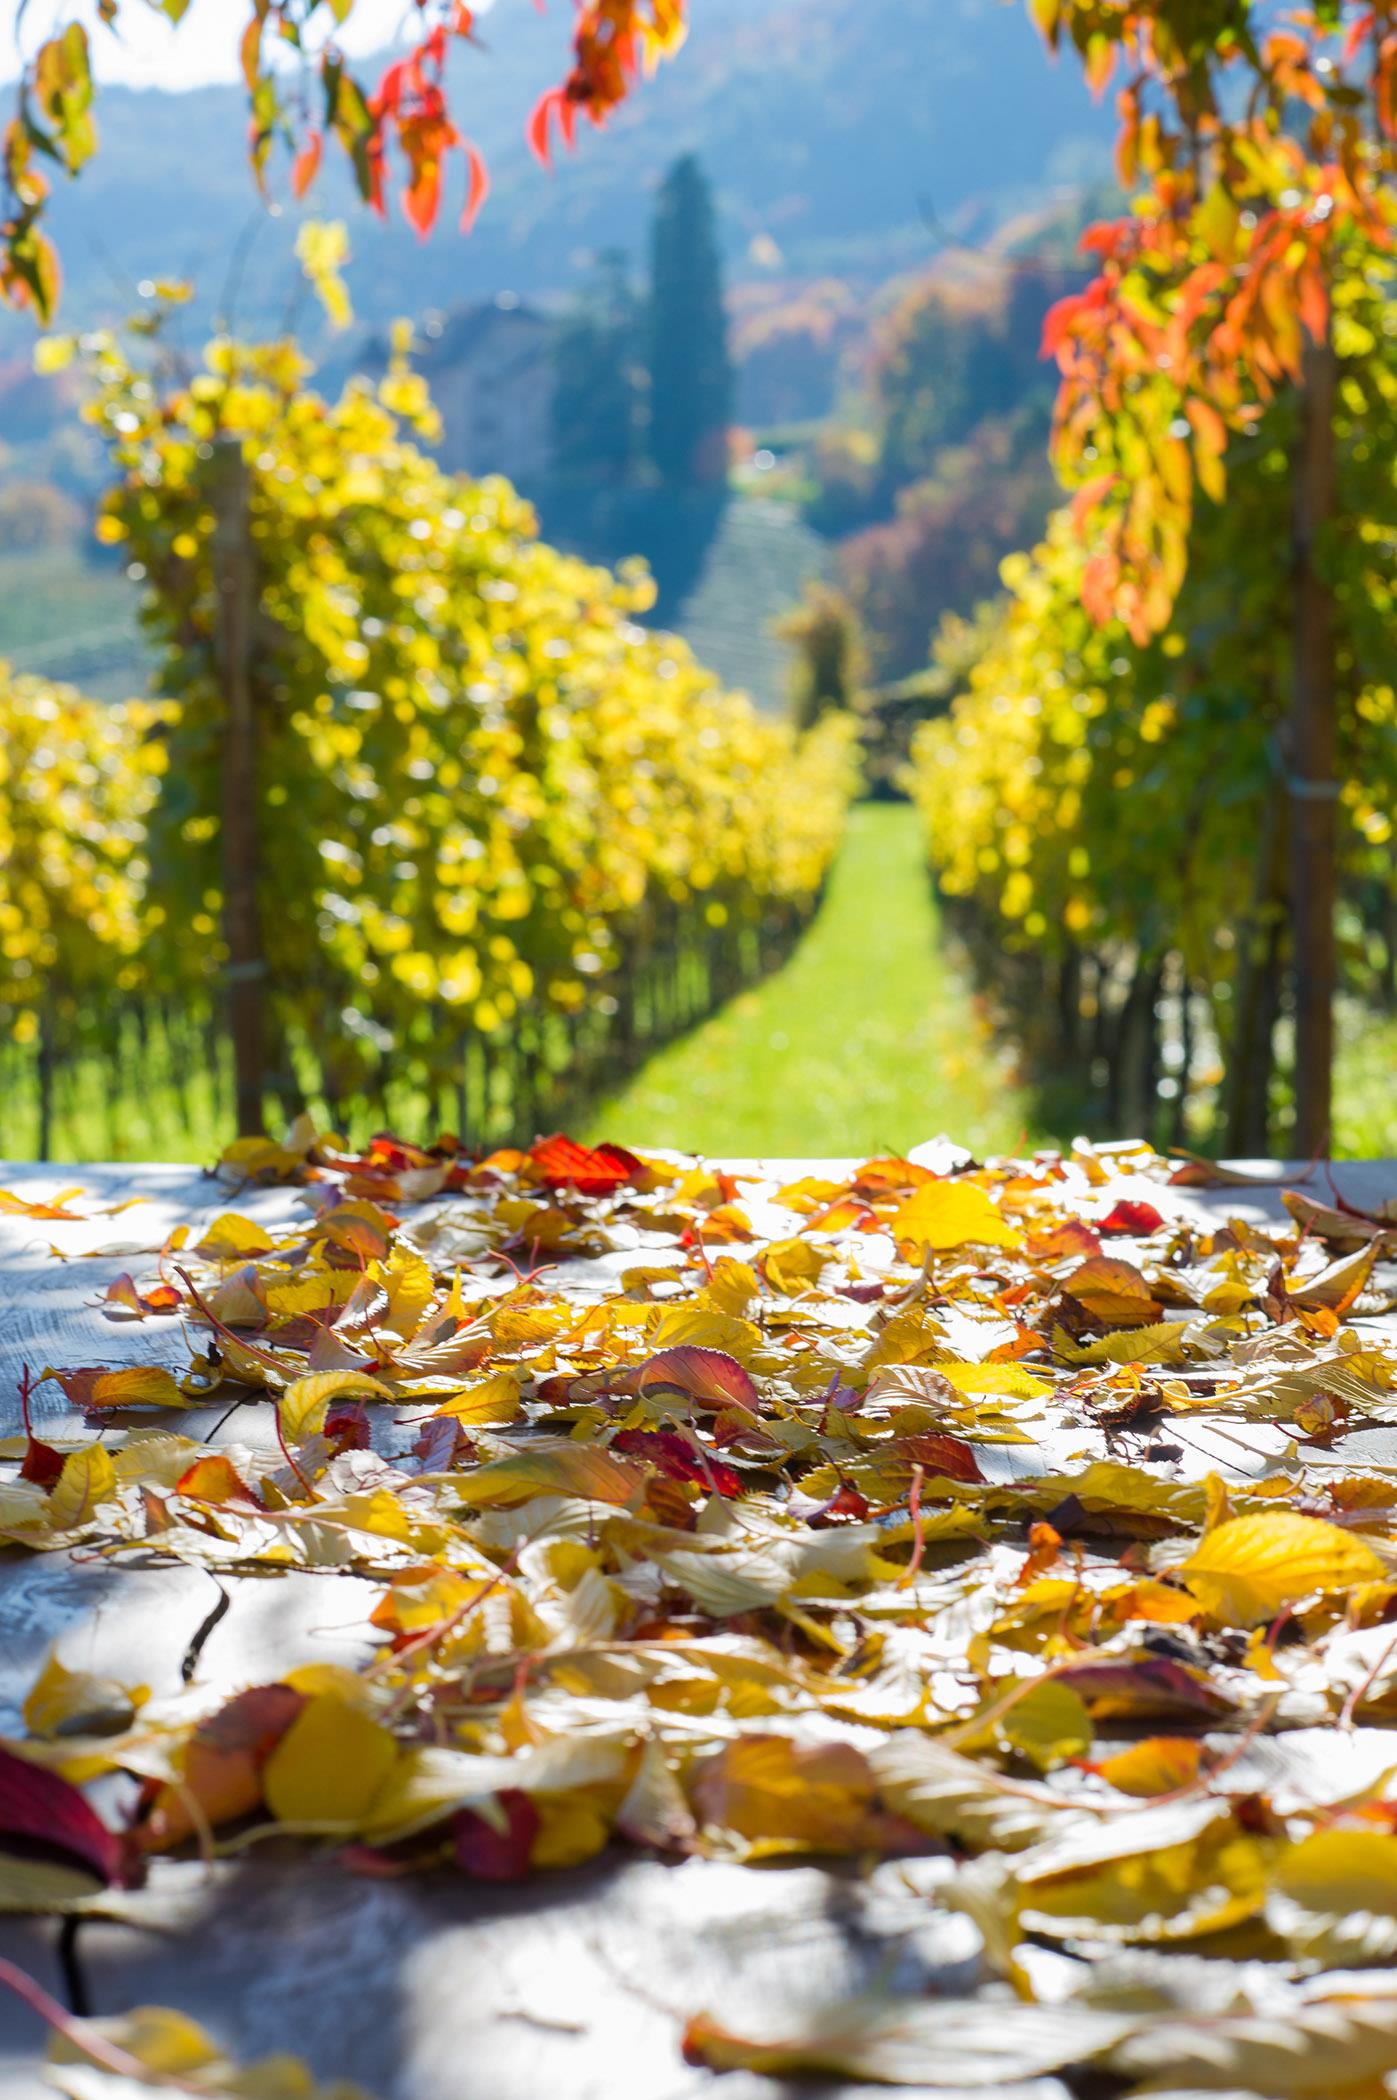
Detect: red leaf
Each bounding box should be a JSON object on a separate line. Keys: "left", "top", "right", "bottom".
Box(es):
{"left": 454, "top": 1789, "right": 538, "bottom": 1879}
{"left": 0, "top": 1744, "right": 127, "bottom": 1886}
{"left": 1028, "top": 1220, "right": 1103, "bottom": 1261}
{"left": 1098, "top": 1199, "right": 1165, "bottom": 1236}
{"left": 1061, "top": 1256, "right": 1163, "bottom": 1328}
{"left": 19, "top": 1437, "right": 64, "bottom": 1489}
{"left": 1055, "top": 1656, "right": 1233, "bottom": 1719}
{"left": 324, "top": 1401, "right": 373, "bottom": 1452}
{"left": 805, "top": 1482, "right": 871, "bottom": 1527}
{"left": 884, "top": 1432, "right": 985, "bottom": 1486}
{"left": 636, "top": 1346, "right": 759, "bottom": 1413}
{"left": 410, "top": 1415, "right": 471, "bottom": 1471}
{"left": 613, "top": 1428, "right": 743, "bottom": 1497}
{"left": 373, "top": 58, "right": 410, "bottom": 118}
{"left": 197, "top": 1684, "right": 304, "bottom": 1762}
{"left": 529, "top": 1134, "right": 643, "bottom": 1195}
{"left": 403, "top": 150, "right": 443, "bottom": 238}
{"left": 1297, "top": 260, "right": 1329, "bottom": 345}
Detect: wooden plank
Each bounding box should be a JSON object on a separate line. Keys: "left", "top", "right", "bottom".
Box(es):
{"left": 2, "top": 1154, "right": 1396, "bottom": 2099}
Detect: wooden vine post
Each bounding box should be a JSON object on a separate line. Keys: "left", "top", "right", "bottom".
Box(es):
{"left": 211, "top": 435, "right": 266, "bottom": 1137}
{"left": 1288, "top": 330, "right": 1339, "bottom": 1157}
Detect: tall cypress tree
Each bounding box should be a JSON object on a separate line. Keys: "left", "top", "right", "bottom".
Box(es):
{"left": 647, "top": 155, "right": 733, "bottom": 485}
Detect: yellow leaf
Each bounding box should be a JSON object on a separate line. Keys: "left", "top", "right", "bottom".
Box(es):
{"left": 263, "top": 1272, "right": 356, "bottom": 1318}
{"left": 277, "top": 1369, "right": 391, "bottom": 1445}
{"left": 452, "top": 1440, "right": 644, "bottom": 1509}
{"left": 1267, "top": 1828, "right": 1397, "bottom": 1963}
{"left": 23, "top": 1652, "right": 144, "bottom": 1739}
{"left": 1019, "top": 1814, "right": 1273, "bottom": 1944}
{"left": 33, "top": 333, "right": 76, "bottom": 375}
{"left": 891, "top": 1182, "right": 1022, "bottom": 1253}
{"left": 648, "top": 1304, "right": 760, "bottom": 1360}
{"left": 530, "top": 1795, "right": 611, "bottom": 1870}
{"left": 692, "top": 1735, "right": 887, "bottom": 1857}
{"left": 430, "top": 1370, "right": 522, "bottom": 1426}
{"left": 941, "top": 1362, "right": 1053, "bottom": 1401}
{"left": 49, "top": 2004, "right": 221, "bottom": 2079}
{"left": 1053, "top": 1320, "right": 1186, "bottom": 1367}
{"left": 261, "top": 1694, "right": 398, "bottom": 1828}
{"left": 1094, "top": 1737, "right": 1202, "bottom": 1798}
{"left": 295, "top": 217, "right": 353, "bottom": 332}
{"left": 0, "top": 1854, "right": 106, "bottom": 1913}
{"left": 47, "top": 1445, "right": 117, "bottom": 1529}
{"left": 762, "top": 1238, "right": 827, "bottom": 1295}
{"left": 368, "top": 1246, "right": 435, "bottom": 1339}
{"left": 998, "top": 1681, "right": 1090, "bottom": 1773}
{"left": 196, "top": 1211, "right": 275, "bottom": 1256}
{"left": 1180, "top": 1511, "right": 1385, "bottom": 1626}
{"left": 1195, "top": 181, "right": 1239, "bottom": 259}
{"left": 83, "top": 1366, "right": 186, "bottom": 1411}
{"left": 699, "top": 1258, "right": 759, "bottom": 1315}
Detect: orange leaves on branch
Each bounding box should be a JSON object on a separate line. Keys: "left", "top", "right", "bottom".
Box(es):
{"left": 529, "top": 0, "right": 689, "bottom": 165}
{"left": 1035, "top": 0, "right": 1396, "bottom": 638}
{"left": 4, "top": 0, "right": 688, "bottom": 315}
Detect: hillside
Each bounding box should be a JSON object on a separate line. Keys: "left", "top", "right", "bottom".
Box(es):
{"left": 4, "top": 0, "right": 1113, "bottom": 344}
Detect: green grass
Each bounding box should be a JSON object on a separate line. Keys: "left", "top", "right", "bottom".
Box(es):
{"left": 0, "top": 1029, "right": 228, "bottom": 1165}
{"left": 8, "top": 801, "right": 1394, "bottom": 1167}
{"left": 584, "top": 801, "right": 1044, "bottom": 1158}
{"left": 1334, "top": 1005, "right": 1397, "bottom": 1157}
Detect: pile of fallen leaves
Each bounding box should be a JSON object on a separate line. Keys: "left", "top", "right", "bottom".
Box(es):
{"left": 6, "top": 1124, "right": 1397, "bottom": 2095}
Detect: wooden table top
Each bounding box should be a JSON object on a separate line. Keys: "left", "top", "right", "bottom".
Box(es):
{"left": 2, "top": 1153, "right": 1396, "bottom": 2100}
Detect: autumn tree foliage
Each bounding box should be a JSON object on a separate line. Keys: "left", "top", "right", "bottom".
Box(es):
{"left": 910, "top": 242, "right": 1397, "bottom": 1151}
{"left": 1033, "top": 0, "right": 1397, "bottom": 1147}
{"left": 2, "top": 0, "right": 688, "bottom": 320}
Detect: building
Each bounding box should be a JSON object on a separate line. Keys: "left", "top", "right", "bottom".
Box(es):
{"left": 414, "top": 296, "right": 555, "bottom": 491}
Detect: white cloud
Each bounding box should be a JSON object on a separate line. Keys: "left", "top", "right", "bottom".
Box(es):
{"left": 0, "top": 0, "right": 433, "bottom": 90}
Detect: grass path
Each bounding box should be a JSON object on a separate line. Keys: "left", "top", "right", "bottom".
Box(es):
{"left": 585, "top": 802, "right": 1042, "bottom": 1159}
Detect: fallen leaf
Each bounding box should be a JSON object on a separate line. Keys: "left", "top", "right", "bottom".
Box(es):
{"left": 1180, "top": 1511, "right": 1386, "bottom": 1626}
{"left": 891, "top": 1181, "right": 1023, "bottom": 1253}
{"left": 43, "top": 1367, "right": 185, "bottom": 1412}
{"left": 1061, "top": 1257, "right": 1163, "bottom": 1328}
{"left": 262, "top": 1695, "right": 398, "bottom": 1828}
{"left": 0, "top": 1744, "right": 127, "bottom": 1886}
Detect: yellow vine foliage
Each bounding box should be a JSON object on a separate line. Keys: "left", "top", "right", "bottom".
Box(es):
{"left": 7, "top": 322, "right": 857, "bottom": 1112}
{"left": 0, "top": 669, "right": 169, "bottom": 1047}
{"left": 908, "top": 246, "right": 1397, "bottom": 1019}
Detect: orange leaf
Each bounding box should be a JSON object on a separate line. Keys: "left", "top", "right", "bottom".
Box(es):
{"left": 175, "top": 1455, "right": 263, "bottom": 1509}
{"left": 461, "top": 140, "right": 489, "bottom": 231}
{"left": 1061, "top": 1257, "right": 1162, "bottom": 1329}
{"left": 292, "top": 128, "right": 323, "bottom": 199}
